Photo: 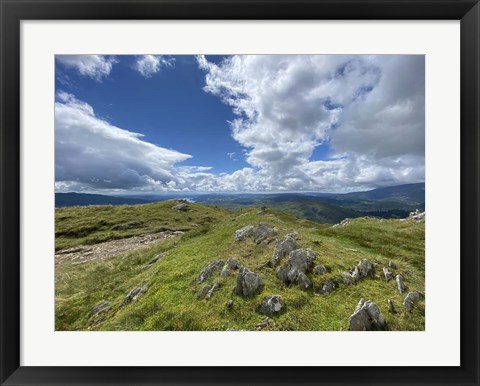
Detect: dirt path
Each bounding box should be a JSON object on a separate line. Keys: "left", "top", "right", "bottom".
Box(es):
{"left": 55, "top": 231, "right": 183, "bottom": 265}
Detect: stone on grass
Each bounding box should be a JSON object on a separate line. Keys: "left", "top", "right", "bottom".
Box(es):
{"left": 197, "top": 260, "right": 224, "bottom": 283}
{"left": 172, "top": 203, "right": 190, "bottom": 211}
{"left": 91, "top": 301, "right": 111, "bottom": 315}
{"left": 226, "top": 299, "right": 234, "bottom": 310}
{"left": 197, "top": 284, "right": 212, "bottom": 300}
{"left": 235, "top": 226, "right": 255, "bottom": 241}
{"left": 257, "top": 295, "right": 285, "bottom": 316}
{"left": 396, "top": 274, "right": 406, "bottom": 294}
{"left": 316, "top": 278, "right": 336, "bottom": 295}
{"left": 388, "top": 260, "right": 397, "bottom": 270}
{"left": 296, "top": 272, "right": 312, "bottom": 290}
{"left": 383, "top": 267, "right": 393, "bottom": 281}
{"left": 348, "top": 299, "right": 387, "bottom": 331}
{"left": 124, "top": 285, "right": 148, "bottom": 304}
{"left": 276, "top": 249, "right": 317, "bottom": 286}
{"left": 403, "top": 291, "right": 424, "bottom": 312}
{"left": 142, "top": 253, "right": 165, "bottom": 271}
{"left": 314, "top": 264, "right": 329, "bottom": 275}
{"left": 205, "top": 282, "right": 220, "bottom": 300}
{"left": 220, "top": 257, "right": 241, "bottom": 277}
{"left": 251, "top": 223, "right": 278, "bottom": 244}
{"left": 357, "top": 258, "right": 375, "bottom": 278}
{"left": 387, "top": 299, "right": 396, "bottom": 313}
{"left": 235, "top": 267, "right": 263, "bottom": 297}
{"left": 271, "top": 234, "right": 299, "bottom": 266}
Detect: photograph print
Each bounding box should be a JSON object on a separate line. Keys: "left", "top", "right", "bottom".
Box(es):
{"left": 55, "top": 54, "right": 425, "bottom": 331}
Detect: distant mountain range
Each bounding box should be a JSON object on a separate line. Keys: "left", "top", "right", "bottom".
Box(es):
{"left": 55, "top": 183, "right": 425, "bottom": 224}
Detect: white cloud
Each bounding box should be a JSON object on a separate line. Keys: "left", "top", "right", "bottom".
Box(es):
{"left": 55, "top": 92, "right": 192, "bottom": 191}
{"left": 56, "top": 55, "right": 118, "bottom": 81}
{"left": 134, "top": 55, "right": 175, "bottom": 78}
{"left": 197, "top": 55, "right": 425, "bottom": 192}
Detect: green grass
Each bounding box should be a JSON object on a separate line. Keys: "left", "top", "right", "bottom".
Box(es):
{"left": 55, "top": 204, "right": 425, "bottom": 331}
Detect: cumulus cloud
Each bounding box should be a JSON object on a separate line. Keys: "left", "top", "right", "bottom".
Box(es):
{"left": 55, "top": 91, "right": 192, "bottom": 191}
{"left": 134, "top": 55, "right": 175, "bottom": 78}
{"left": 197, "top": 54, "right": 425, "bottom": 192}
{"left": 56, "top": 55, "right": 118, "bottom": 81}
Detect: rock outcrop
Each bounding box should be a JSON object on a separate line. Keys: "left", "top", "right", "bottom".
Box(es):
{"left": 403, "top": 291, "right": 424, "bottom": 312}
{"left": 396, "top": 274, "right": 406, "bottom": 294}
{"left": 315, "top": 278, "right": 337, "bottom": 294}
{"left": 172, "top": 203, "right": 190, "bottom": 211}
{"left": 348, "top": 299, "right": 387, "bottom": 331}
{"left": 220, "top": 257, "right": 241, "bottom": 277}
{"left": 276, "top": 248, "right": 317, "bottom": 289}
{"left": 257, "top": 295, "right": 285, "bottom": 316}
{"left": 197, "top": 260, "right": 224, "bottom": 283}
{"left": 383, "top": 267, "right": 393, "bottom": 281}
{"left": 124, "top": 285, "right": 148, "bottom": 304}
{"left": 314, "top": 264, "right": 329, "bottom": 275}
{"left": 342, "top": 258, "right": 375, "bottom": 285}
{"left": 271, "top": 234, "right": 299, "bottom": 266}
{"left": 235, "top": 267, "right": 263, "bottom": 297}
{"left": 91, "top": 300, "right": 111, "bottom": 315}
{"left": 235, "top": 223, "right": 277, "bottom": 243}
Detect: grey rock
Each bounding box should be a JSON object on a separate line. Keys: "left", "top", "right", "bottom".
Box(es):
{"left": 276, "top": 248, "right": 317, "bottom": 285}
{"left": 124, "top": 285, "right": 148, "bottom": 304}
{"left": 197, "top": 284, "right": 212, "bottom": 300}
{"left": 387, "top": 299, "right": 396, "bottom": 313}
{"left": 296, "top": 272, "right": 312, "bottom": 290}
{"left": 235, "top": 267, "right": 263, "bottom": 297}
{"left": 220, "top": 256, "right": 241, "bottom": 277}
{"left": 235, "top": 225, "right": 254, "bottom": 241}
{"left": 383, "top": 267, "right": 393, "bottom": 281}
{"left": 271, "top": 235, "right": 299, "bottom": 266}
{"left": 314, "top": 264, "right": 329, "bottom": 275}
{"left": 316, "top": 278, "right": 336, "bottom": 294}
{"left": 403, "top": 291, "right": 424, "bottom": 312}
{"left": 197, "top": 260, "right": 224, "bottom": 283}
{"left": 388, "top": 260, "right": 397, "bottom": 270}
{"left": 226, "top": 299, "right": 234, "bottom": 309}
{"left": 257, "top": 295, "right": 285, "bottom": 316}
{"left": 348, "top": 299, "right": 387, "bottom": 331}
{"left": 342, "top": 271, "right": 356, "bottom": 285}
{"left": 408, "top": 209, "right": 425, "bottom": 223}
{"left": 396, "top": 274, "right": 406, "bottom": 294}
{"left": 352, "top": 266, "right": 362, "bottom": 282}
{"left": 172, "top": 203, "right": 190, "bottom": 211}
{"left": 205, "top": 282, "right": 220, "bottom": 300}
{"left": 91, "top": 301, "right": 111, "bottom": 315}
{"left": 251, "top": 223, "right": 278, "bottom": 244}
{"left": 357, "top": 258, "right": 375, "bottom": 278}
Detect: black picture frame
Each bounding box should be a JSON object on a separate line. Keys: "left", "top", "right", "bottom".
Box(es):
{"left": 1, "top": 1, "right": 479, "bottom": 385}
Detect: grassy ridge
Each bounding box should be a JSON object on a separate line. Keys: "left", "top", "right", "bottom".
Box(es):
{"left": 55, "top": 202, "right": 425, "bottom": 331}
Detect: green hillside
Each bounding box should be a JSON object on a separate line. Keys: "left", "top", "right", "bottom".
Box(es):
{"left": 55, "top": 201, "right": 425, "bottom": 331}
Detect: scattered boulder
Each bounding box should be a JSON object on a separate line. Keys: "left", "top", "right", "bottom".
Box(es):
{"left": 124, "top": 285, "right": 148, "bottom": 304}
{"left": 235, "top": 226, "right": 255, "bottom": 241}
{"left": 408, "top": 209, "right": 425, "bottom": 223}
{"left": 296, "top": 272, "right": 312, "bottom": 290}
{"left": 220, "top": 257, "right": 241, "bottom": 277}
{"left": 314, "top": 264, "right": 329, "bottom": 275}
{"left": 197, "top": 260, "right": 224, "bottom": 283}
{"left": 388, "top": 260, "right": 397, "bottom": 270}
{"left": 271, "top": 234, "right": 299, "bottom": 266}
{"left": 383, "top": 267, "right": 393, "bottom": 281}
{"left": 387, "top": 299, "right": 396, "bottom": 313}
{"left": 276, "top": 249, "right": 317, "bottom": 287}
{"left": 396, "top": 274, "right": 406, "bottom": 294}
{"left": 403, "top": 291, "right": 424, "bottom": 312}
{"left": 91, "top": 300, "right": 111, "bottom": 315}
{"left": 357, "top": 259, "right": 375, "bottom": 278}
{"left": 251, "top": 223, "right": 278, "bottom": 243}
{"left": 235, "top": 223, "right": 278, "bottom": 243}
{"left": 342, "top": 259, "right": 375, "bottom": 285}
{"left": 172, "top": 203, "right": 190, "bottom": 211}
{"left": 235, "top": 267, "right": 263, "bottom": 297}
{"left": 257, "top": 295, "right": 285, "bottom": 316}
{"left": 226, "top": 299, "right": 234, "bottom": 310}
{"left": 197, "top": 284, "right": 212, "bottom": 300}
{"left": 333, "top": 218, "right": 350, "bottom": 228}
{"left": 205, "top": 282, "right": 220, "bottom": 300}
{"left": 315, "top": 278, "right": 336, "bottom": 295}
{"left": 348, "top": 299, "right": 387, "bottom": 331}
{"left": 255, "top": 317, "right": 271, "bottom": 329}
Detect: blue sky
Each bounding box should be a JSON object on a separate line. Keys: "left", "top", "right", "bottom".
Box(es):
{"left": 55, "top": 55, "right": 425, "bottom": 194}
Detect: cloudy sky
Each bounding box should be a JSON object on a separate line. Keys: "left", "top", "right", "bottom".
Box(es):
{"left": 55, "top": 54, "right": 424, "bottom": 194}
